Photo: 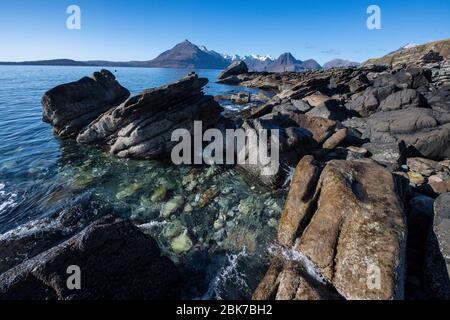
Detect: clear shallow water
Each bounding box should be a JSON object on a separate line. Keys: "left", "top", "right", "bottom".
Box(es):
{"left": 0, "top": 65, "right": 284, "bottom": 299}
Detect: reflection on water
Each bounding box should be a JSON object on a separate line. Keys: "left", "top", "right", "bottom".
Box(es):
{"left": 0, "top": 65, "right": 284, "bottom": 299}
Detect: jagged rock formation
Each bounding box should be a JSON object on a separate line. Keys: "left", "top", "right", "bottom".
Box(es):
{"left": 218, "top": 49, "right": 450, "bottom": 299}
{"left": 77, "top": 72, "right": 223, "bottom": 159}
{"left": 42, "top": 70, "right": 130, "bottom": 138}
{"left": 218, "top": 55, "right": 450, "bottom": 170}
{"left": 43, "top": 71, "right": 223, "bottom": 160}
{"left": 255, "top": 158, "right": 407, "bottom": 300}
{"left": 218, "top": 61, "right": 249, "bottom": 81}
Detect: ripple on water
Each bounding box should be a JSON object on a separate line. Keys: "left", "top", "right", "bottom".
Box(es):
{"left": 0, "top": 65, "right": 284, "bottom": 300}
{"left": 0, "top": 183, "right": 18, "bottom": 214}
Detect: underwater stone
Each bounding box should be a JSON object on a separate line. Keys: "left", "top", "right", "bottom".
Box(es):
{"left": 268, "top": 218, "right": 278, "bottom": 228}
{"left": 71, "top": 171, "right": 95, "bottom": 189}
{"left": 170, "top": 230, "right": 193, "bottom": 254}
{"left": 161, "top": 196, "right": 184, "bottom": 218}
{"left": 238, "top": 198, "right": 253, "bottom": 215}
{"left": 151, "top": 185, "right": 168, "bottom": 203}
{"left": 115, "top": 183, "right": 143, "bottom": 200}
{"left": 163, "top": 220, "right": 185, "bottom": 240}
{"left": 213, "top": 219, "right": 225, "bottom": 230}
{"left": 198, "top": 188, "right": 219, "bottom": 208}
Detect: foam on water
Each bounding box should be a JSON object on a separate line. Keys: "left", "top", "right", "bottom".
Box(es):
{"left": 0, "top": 183, "right": 18, "bottom": 214}
{"left": 201, "top": 247, "right": 251, "bottom": 300}
{"left": 268, "top": 242, "right": 327, "bottom": 285}
{"left": 138, "top": 220, "right": 168, "bottom": 231}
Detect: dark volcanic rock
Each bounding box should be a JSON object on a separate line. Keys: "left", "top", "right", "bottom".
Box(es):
{"left": 0, "top": 194, "right": 109, "bottom": 274}
{"left": 379, "top": 89, "right": 428, "bottom": 111}
{"left": 345, "top": 85, "right": 399, "bottom": 117}
{"left": 218, "top": 61, "right": 248, "bottom": 80}
{"left": 0, "top": 216, "right": 180, "bottom": 300}
{"left": 366, "top": 108, "right": 450, "bottom": 160}
{"left": 77, "top": 72, "right": 223, "bottom": 159}
{"left": 306, "top": 99, "right": 355, "bottom": 121}
{"left": 42, "top": 69, "right": 130, "bottom": 138}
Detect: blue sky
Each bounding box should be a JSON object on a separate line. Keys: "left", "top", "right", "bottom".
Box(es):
{"left": 0, "top": 0, "right": 449, "bottom": 64}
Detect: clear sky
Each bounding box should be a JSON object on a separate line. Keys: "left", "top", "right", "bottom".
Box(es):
{"left": 0, "top": 0, "right": 449, "bottom": 64}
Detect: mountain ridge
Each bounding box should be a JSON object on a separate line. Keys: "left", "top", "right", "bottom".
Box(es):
{"left": 0, "top": 39, "right": 365, "bottom": 72}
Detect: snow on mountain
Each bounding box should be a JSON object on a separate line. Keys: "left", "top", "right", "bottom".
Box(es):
{"left": 401, "top": 43, "right": 419, "bottom": 50}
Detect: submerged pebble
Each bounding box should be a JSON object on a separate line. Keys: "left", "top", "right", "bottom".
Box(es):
{"left": 161, "top": 196, "right": 184, "bottom": 218}
{"left": 198, "top": 187, "right": 219, "bottom": 208}
{"left": 151, "top": 185, "right": 168, "bottom": 202}
{"left": 71, "top": 171, "right": 95, "bottom": 189}
{"left": 171, "top": 230, "right": 193, "bottom": 254}
{"left": 116, "top": 183, "right": 143, "bottom": 200}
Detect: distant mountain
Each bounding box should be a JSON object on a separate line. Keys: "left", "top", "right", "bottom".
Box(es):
{"left": 0, "top": 40, "right": 326, "bottom": 73}
{"left": 265, "top": 53, "right": 321, "bottom": 72}
{"left": 0, "top": 59, "right": 88, "bottom": 66}
{"left": 323, "top": 59, "right": 360, "bottom": 69}
{"left": 302, "top": 59, "right": 323, "bottom": 70}
{"left": 143, "top": 40, "right": 230, "bottom": 69}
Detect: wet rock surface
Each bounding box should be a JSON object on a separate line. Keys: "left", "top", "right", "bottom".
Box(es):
{"left": 257, "top": 159, "right": 407, "bottom": 300}
{"left": 42, "top": 69, "right": 130, "bottom": 138}
{"left": 0, "top": 215, "right": 180, "bottom": 300}
{"left": 0, "top": 194, "right": 109, "bottom": 274}
{"left": 43, "top": 70, "right": 223, "bottom": 160}
{"left": 77, "top": 73, "right": 223, "bottom": 159}
{"left": 33, "top": 55, "right": 450, "bottom": 300}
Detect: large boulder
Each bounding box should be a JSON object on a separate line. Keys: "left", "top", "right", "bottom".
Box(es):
{"left": 366, "top": 108, "right": 450, "bottom": 160}
{"left": 0, "top": 216, "right": 180, "bottom": 300}
{"left": 345, "top": 85, "right": 398, "bottom": 117}
{"left": 296, "top": 160, "right": 407, "bottom": 300}
{"left": 306, "top": 99, "right": 354, "bottom": 121}
{"left": 77, "top": 73, "right": 223, "bottom": 159}
{"left": 379, "top": 89, "right": 428, "bottom": 111}
{"left": 42, "top": 70, "right": 130, "bottom": 138}
{"left": 372, "top": 68, "right": 431, "bottom": 90}
{"left": 277, "top": 156, "right": 320, "bottom": 247}
{"left": 217, "top": 61, "right": 249, "bottom": 80}
{"left": 255, "top": 159, "right": 407, "bottom": 300}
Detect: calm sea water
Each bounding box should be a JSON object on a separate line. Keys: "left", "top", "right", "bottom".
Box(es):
{"left": 0, "top": 65, "right": 284, "bottom": 299}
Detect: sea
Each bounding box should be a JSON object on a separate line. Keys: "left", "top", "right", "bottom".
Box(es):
{"left": 0, "top": 65, "right": 285, "bottom": 299}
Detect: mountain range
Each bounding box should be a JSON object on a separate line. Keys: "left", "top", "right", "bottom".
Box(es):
{"left": 0, "top": 40, "right": 360, "bottom": 72}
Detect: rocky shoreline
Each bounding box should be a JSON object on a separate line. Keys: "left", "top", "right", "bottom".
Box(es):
{"left": 0, "top": 47, "right": 449, "bottom": 300}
